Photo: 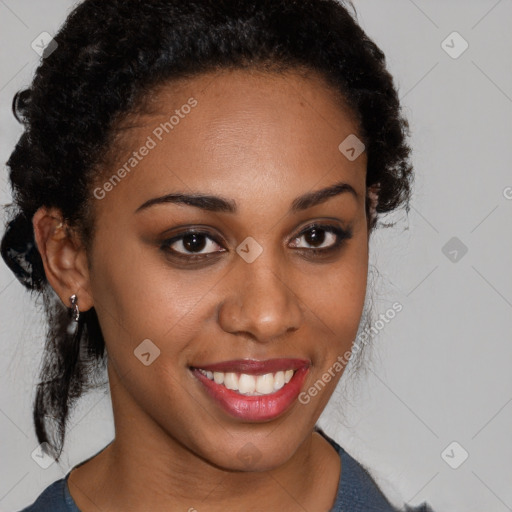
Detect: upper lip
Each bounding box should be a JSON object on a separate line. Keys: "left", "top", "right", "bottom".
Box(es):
{"left": 190, "top": 358, "right": 310, "bottom": 375}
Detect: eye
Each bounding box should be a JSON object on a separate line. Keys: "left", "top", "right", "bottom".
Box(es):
{"left": 289, "top": 223, "right": 352, "bottom": 253}
{"left": 160, "top": 223, "right": 351, "bottom": 263}
{"left": 161, "top": 231, "right": 225, "bottom": 258}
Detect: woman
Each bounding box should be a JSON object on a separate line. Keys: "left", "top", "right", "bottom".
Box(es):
{"left": 1, "top": 0, "right": 434, "bottom": 510}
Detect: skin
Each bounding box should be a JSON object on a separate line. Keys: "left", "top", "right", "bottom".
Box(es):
{"left": 33, "top": 68, "right": 375, "bottom": 511}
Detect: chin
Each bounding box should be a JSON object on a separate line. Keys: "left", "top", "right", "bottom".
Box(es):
{"left": 195, "top": 429, "right": 305, "bottom": 474}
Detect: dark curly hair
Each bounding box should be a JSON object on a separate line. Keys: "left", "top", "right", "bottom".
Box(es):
{"left": 1, "top": 0, "right": 412, "bottom": 463}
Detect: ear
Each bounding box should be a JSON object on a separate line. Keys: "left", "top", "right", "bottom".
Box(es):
{"left": 366, "top": 183, "right": 380, "bottom": 234}
{"left": 32, "top": 206, "right": 94, "bottom": 312}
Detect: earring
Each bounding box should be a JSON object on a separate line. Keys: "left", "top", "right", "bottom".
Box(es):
{"left": 69, "top": 294, "right": 80, "bottom": 322}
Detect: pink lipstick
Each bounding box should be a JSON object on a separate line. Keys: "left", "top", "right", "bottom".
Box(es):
{"left": 190, "top": 358, "right": 310, "bottom": 421}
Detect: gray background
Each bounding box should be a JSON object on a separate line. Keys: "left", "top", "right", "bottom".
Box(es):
{"left": 1, "top": 1, "right": 511, "bottom": 511}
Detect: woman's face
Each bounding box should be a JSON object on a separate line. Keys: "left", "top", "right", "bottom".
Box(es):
{"left": 86, "top": 68, "right": 369, "bottom": 471}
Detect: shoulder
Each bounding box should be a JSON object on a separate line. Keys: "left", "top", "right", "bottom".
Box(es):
{"left": 335, "top": 441, "right": 398, "bottom": 511}
{"left": 315, "top": 427, "right": 434, "bottom": 512}
{"left": 18, "top": 475, "right": 78, "bottom": 512}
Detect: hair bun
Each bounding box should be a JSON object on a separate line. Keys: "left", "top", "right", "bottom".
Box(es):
{"left": 1, "top": 212, "right": 46, "bottom": 291}
{"left": 12, "top": 89, "right": 32, "bottom": 124}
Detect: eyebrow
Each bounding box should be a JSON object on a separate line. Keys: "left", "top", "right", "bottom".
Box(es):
{"left": 134, "top": 180, "right": 358, "bottom": 215}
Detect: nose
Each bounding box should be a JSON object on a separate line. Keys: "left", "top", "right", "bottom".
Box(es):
{"left": 217, "top": 255, "right": 304, "bottom": 344}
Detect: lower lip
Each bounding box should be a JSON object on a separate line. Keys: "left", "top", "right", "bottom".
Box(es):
{"left": 192, "top": 366, "right": 310, "bottom": 421}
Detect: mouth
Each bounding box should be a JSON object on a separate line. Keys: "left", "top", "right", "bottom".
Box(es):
{"left": 190, "top": 358, "right": 310, "bottom": 421}
{"left": 196, "top": 367, "right": 296, "bottom": 396}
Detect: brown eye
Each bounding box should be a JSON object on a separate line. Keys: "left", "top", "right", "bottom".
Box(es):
{"left": 289, "top": 224, "right": 351, "bottom": 252}
{"left": 302, "top": 227, "right": 329, "bottom": 248}
{"left": 162, "top": 231, "right": 225, "bottom": 257}
{"left": 180, "top": 233, "right": 207, "bottom": 253}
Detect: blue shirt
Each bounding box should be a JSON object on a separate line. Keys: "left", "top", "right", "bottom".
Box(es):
{"left": 19, "top": 429, "right": 433, "bottom": 511}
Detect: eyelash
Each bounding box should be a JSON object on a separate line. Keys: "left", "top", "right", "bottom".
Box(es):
{"left": 160, "top": 223, "right": 352, "bottom": 262}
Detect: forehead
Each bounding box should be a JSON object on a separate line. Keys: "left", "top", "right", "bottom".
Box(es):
{"left": 92, "top": 68, "right": 366, "bottom": 217}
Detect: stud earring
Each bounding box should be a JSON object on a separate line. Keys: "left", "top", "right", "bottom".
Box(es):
{"left": 69, "top": 294, "right": 80, "bottom": 322}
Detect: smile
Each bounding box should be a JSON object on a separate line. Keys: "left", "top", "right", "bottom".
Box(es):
{"left": 196, "top": 368, "right": 295, "bottom": 396}
{"left": 190, "top": 358, "right": 311, "bottom": 421}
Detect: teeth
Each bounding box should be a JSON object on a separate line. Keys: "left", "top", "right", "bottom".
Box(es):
{"left": 197, "top": 368, "right": 296, "bottom": 396}
{"left": 256, "top": 373, "right": 274, "bottom": 394}
{"left": 224, "top": 372, "right": 238, "bottom": 390}
{"left": 238, "top": 374, "right": 256, "bottom": 394}
{"left": 274, "top": 371, "right": 285, "bottom": 390}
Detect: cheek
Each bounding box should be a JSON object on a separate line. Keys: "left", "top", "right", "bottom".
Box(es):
{"left": 297, "top": 264, "right": 368, "bottom": 413}
{"left": 88, "top": 242, "right": 206, "bottom": 416}
{"left": 301, "top": 238, "right": 369, "bottom": 408}
{"left": 91, "top": 223, "right": 368, "bottom": 347}
{"left": 90, "top": 219, "right": 368, "bottom": 364}
{"left": 88, "top": 232, "right": 219, "bottom": 366}
{"left": 307, "top": 240, "right": 368, "bottom": 336}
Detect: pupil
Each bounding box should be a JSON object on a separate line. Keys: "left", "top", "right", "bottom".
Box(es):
{"left": 183, "top": 233, "right": 206, "bottom": 252}
{"left": 305, "top": 228, "right": 325, "bottom": 247}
